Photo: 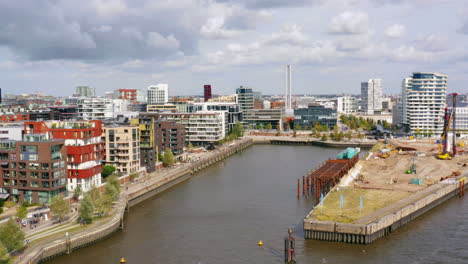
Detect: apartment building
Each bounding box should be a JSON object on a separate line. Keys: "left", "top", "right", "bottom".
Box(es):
{"left": 155, "top": 120, "right": 185, "bottom": 155}
{"left": 294, "top": 105, "right": 337, "bottom": 128}
{"left": 361, "top": 79, "right": 383, "bottom": 114}
{"left": 160, "top": 112, "right": 227, "bottom": 145}
{"left": 102, "top": 125, "right": 140, "bottom": 174}
{"left": 131, "top": 114, "right": 158, "bottom": 173}
{"left": 24, "top": 121, "right": 105, "bottom": 192}
{"left": 336, "top": 96, "right": 358, "bottom": 114}
{"left": 187, "top": 102, "right": 243, "bottom": 131}
{"left": 402, "top": 72, "right": 447, "bottom": 134}
{"left": 0, "top": 134, "right": 68, "bottom": 203}
{"left": 75, "top": 86, "right": 96, "bottom": 97}
{"left": 0, "top": 123, "right": 24, "bottom": 140}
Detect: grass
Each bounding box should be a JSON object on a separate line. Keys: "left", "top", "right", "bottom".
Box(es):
{"left": 310, "top": 188, "right": 410, "bottom": 223}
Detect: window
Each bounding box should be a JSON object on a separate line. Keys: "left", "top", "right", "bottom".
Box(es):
{"left": 30, "top": 163, "right": 39, "bottom": 170}
{"left": 41, "top": 163, "right": 49, "bottom": 170}
{"left": 42, "top": 172, "right": 49, "bottom": 179}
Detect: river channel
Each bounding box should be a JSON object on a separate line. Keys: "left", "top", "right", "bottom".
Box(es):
{"left": 47, "top": 145, "right": 468, "bottom": 264}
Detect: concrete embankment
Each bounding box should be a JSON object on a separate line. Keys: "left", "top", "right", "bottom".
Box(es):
{"left": 249, "top": 136, "right": 376, "bottom": 148}
{"left": 304, "top": 175, "right": 467, "bottom": 244}
{"left": 16, "top": 138, "right": 254, "bottom": 264}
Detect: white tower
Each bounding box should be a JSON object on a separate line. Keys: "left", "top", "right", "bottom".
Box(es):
{"left": 285, "top": 64, "right": 293, "bottom": 116}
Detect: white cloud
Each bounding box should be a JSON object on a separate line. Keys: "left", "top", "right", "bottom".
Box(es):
{"left": 92, "top": 25, "right": 113, "bottom": 33}
{"left": 329, "top": 11, "right": 369, "bottom": 35}
{"left": 385, "top": 24, "right": 406, "bottom": 38}
{"left": 200, "top": 17, "right": 243, "bottom": 39}
{"left": 91, "top": 0, "right": 127, "bottom": 17}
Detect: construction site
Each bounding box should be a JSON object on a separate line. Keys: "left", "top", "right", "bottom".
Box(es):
{"left": 303, "top": 93, "right": 468, "bottom": 243}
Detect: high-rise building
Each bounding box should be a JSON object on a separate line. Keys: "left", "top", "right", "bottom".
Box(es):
{"left": 0, "top": 134, "right": 68, "bottom": 203}
{"left": 402, "top": 72, "right": 447, "bottom": 134}
{"left": 236, "top": 86, "right": 254, "bottom": 112}
{"left": 147, "top": 84, "right": 169, "bottom": 105}
{"left": 204, "top": 85, "right": 212, "bottom": 102}
{"left": 361, "top": 79, "right": 383, "bottom": 114}
{"left": 75, "top": 86, "right": 96, "bottom": 97}
{"left": 24, "top": 120, "right": 105, "bottom": 192}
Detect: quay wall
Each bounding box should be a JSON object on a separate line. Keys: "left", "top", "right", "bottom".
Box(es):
{"left": 304, "top": 177, "right": 467, "bottom": 244}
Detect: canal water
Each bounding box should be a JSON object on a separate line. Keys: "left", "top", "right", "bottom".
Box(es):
{"left": 47, "top": 145, "right": 468, "bottom": 264}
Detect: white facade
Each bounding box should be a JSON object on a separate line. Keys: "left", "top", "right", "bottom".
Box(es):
{"left": 0, "top": 125, "right": 24, "bottom": 140}
{"left": 147, "top": 84, "right": 169, "bottom": 104}
{"left": 77, "top": 98, "right": 130, "bottom": 120}
{"left": 336, "top": 96, "right": 358, "bottom": 114}
{"left": 450, "top": 104, "right": 468, "bottom": 137}
{"left": 263, "top": 100, "right": 271, "bottom": 109}
{"left": 161, "top": 112, "right": 227, "bottom": 143}
{"left": 361, "top": 79, "right": 383, "bottom": 114}
{"left": 402, "top": 72, "right": 447, "bottom": 134}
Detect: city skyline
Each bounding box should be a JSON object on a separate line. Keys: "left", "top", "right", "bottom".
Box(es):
{"left": 0, "top": 1, "right": 466, "bottom": 96}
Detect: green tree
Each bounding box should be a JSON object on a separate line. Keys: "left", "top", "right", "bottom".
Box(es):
{"left": 295, "top": 124, "right": 302, "bottom": 130}
{"left": 16, "top": 206, "right": 27, "bottom": 219}
{"left": 73, "top": 185, "right": 82, "bottom": 200}
{"left": 346, "top": 131, "right": 352, "bottom": 140}
{"left": 232, "top": 121, "right": 244, "bottom": 137}
{"left": 428, "top": 129, "right": 434, "bottom": 137}
{"left": 88, "top": 185, "right": 101, "bottom": 206}
{"left": 95, "top": 194, "right": 113, "bottom": 216}
{"left": 0, "top": 241, "right": 8, "bottom": 262}
{"left": 107, "top": 175, "right": 121, "bottom": 195}
{"left": 162, "top": 149, "right": 175, "bottom": 167}
{"left": 323, "top": 124, "right": 330, "bottom": 131}
{"left": 414, "top": 128, "right": 421, "bottom": 137}
{"left": 104, "top": 184, "right": 119, "bottom": 201}
{"left": 101, "top": 165, "right": 116, "bottom": 178}
{"left": 256, "top": 124, "right": 263, "bottom": 130}
{"left": 321, "top": 134, "right": 328, "bottom": 141}
{"left": 265, "top": 123, "right": 273, "bottom": 130}
{"left": 50, "top": 195, "right": 71, "bottom": 221}
{"left": 0, "top": 218, "right": 24, "bottom": 252}
{"left": 79, "top": 194, "right": 94, "bottom": 224}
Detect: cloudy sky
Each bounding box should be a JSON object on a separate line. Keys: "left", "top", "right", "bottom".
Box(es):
{"left": 0, "top": 0, "right": 466, "bottom": 97}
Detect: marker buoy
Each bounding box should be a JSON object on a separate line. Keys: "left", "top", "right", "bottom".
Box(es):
{"left": 120, "top": 258, "right": 126, "bottom": 263}
{"left": 258, "top": 240, "right": 264, "bottom": 246}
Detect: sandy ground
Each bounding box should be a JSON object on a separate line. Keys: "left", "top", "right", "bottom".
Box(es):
{"left": 309, "top": 139, "right": 468, "bottom": 223}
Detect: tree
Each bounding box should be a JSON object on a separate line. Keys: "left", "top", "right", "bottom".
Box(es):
{"left": 232, "top": 121, "right": 244, "bottom": 137}
{"left": 88, "top": 185, "right": 101, "bottom": 206}
{"left": 0, "top": 241, "right": 7, "bottom": 262}
{"left": 73, "top": 185, "right": 82, "bottom": 200}
{"left": 293, "top": 129, "right": 297, "bottom": 138}
{"left": 16, "top": 206, "right": 27, "bottom": 219}
{"left": 79, "top": 194, "right": 94, "bottom": 224}
{"left": 95, "top": 194, "right": 113, "bottom": 216}
{"left": 321, "top": 134, "right": 328, "bottom": 141}
{"left": 265, "top": 123, "right": 273, "bottom": 130}
{"left": 50, "top": 195, "right": 71, "bottom": 221}
{"left": 256, "top": 124, "right": 263, "bottom": 130}
{"left": 101, "top": 165, "right": 116, "bottom": 178}
{"left": 104, "top": 184, "right": 119, "bottom": 201}
{"left": 0, "top": 218, "right": 25, "bottom": 252}
{"left": 130, "top": 172, "right": 139, "bottom": 180}
{"left": 346, "top": 131, "right": 352, "bottom": 140}
{"left": 295, "top": 124, "right": 302, "bottom": 130}
{"left": 414, "top": 128, "right": 421, "bottom": 137}
{"left": 107, "top": 175, "right": 121, "bottom": 195}
{"left": 162, "top": 149, "right": 175, "bottom": 167}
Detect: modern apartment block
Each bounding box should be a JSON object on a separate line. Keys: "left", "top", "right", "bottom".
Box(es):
{"left": 102, "top": 125, "right": 140, "bottom": 174}
{"left": 0, "top": 134, "right": 67, "bottom": 203}
{"left": 294, "top": 105, "right": 337, "bottom": 128}
{"left": 155, "top": 120, "right": 185, "bottom": 155}
{"left": 0, "top": 123, "right": 24, "bottom": 140}
{"left": 361, "top": 79, "right": 383, "bottom": 114}
{"left": 75, "top": 86, "right": 96, "bottom": 97}
{"left": 24, "top": 121, "right": 105, "bottom": 192}
{"left": 236, "top": 86, "right": 254, "bottom": 112}
{"left": 130, "top": 114, "right": 158, "bottom": 173}
{"left": 402, "top": 72, "right": 447, "bottom": 134}
{"left": 449, "top": 101, "right": 468, "bottom": 136}
{"left": 147, "top": 84, "right": 169, "bottom": 105}
{"left": 336, "top": 96, "right": 358, "bottom": 114}
{"left": 187, "top": 102, "right": 243, "bottom": 131}
{"left": 160, "top": 112, "right": 227, "bottom": 145}
{"left": 77, "top": 97, "right": 113, "bottom": 120}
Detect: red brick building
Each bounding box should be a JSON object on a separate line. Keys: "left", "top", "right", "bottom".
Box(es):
{"left": 0, "top": 134, "right": 68, "bottom": 203}
{"left": 24, "top": 121, "right": 105, "bottom": 192}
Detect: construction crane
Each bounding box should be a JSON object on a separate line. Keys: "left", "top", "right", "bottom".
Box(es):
{"left": 438, "top": 93, "right": 458, "bottom": 160}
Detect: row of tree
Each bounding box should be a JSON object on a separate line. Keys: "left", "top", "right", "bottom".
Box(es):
{"left": 340, "top": 114, "right": 381, "bottom": 131}
{"left": 217, "top": 121, "right": 244, "bottom": 145}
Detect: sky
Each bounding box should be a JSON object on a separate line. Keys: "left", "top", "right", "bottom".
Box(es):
{"left": 0, "top": 0, "right": 467, "bottom": 97}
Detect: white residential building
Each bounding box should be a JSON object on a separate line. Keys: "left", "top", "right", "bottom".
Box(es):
{"left": 160, "top": 112, "right": 227, "bottom": 144}
{"left": 77, "top": 98, "right": 129, "bottom": 120}
{"left": 449, "top": 103, "right": 468, "bottom": 137}
{"left": 361, "top": 79, "right": 383, "bottom": 114}
{"left": 336, "top": 96, "right": 358, "bottom": 114}
{"left": 402, "top": 72, "right": 447, "bottom": 134}
{"left": 147, "top": 84, "right": 169, "bottom": 104}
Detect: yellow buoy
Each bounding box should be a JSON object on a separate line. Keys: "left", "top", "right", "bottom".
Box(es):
{"left": 258, "top": 240, "right": 264, "bottom": 246}
{"left": 120, "top": 258, "right": 126, "bottom": 263}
